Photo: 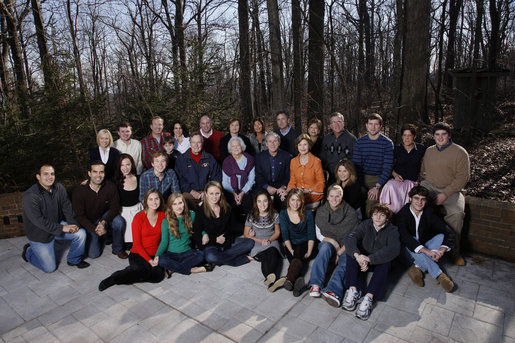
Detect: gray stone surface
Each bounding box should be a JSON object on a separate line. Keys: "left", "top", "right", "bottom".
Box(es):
{"left": 1, "top": 236, "right": 514, "bottom": 342}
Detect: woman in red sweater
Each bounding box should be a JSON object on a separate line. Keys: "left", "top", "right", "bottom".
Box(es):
{"left": 98, "top": 188, "right": 166, "bottom": 291}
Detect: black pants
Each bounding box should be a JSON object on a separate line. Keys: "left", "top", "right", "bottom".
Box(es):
{"left": 109, "top": 252, "right": 164, "bottom": 285}
{"left": 254, "top": 247, "right": 282, "bottom": 278}
{"left": 285, "top": 241, "right": 314, "bottom": 282}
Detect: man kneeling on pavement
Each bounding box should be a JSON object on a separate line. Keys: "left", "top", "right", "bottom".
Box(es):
{"left": 396, "top": 185, "right": 455, "bottom": 292}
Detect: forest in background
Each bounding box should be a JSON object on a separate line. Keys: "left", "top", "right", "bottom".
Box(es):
{"left": 0, "top": 0, "right": 513, "bottom": 198}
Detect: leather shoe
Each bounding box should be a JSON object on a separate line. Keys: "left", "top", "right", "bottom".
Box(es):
{"left": 113, "top": 251, "right": 129, "bottom": 259}
{"left": 67, "top": 260, "right": 90, "bottom": 269}
{"left": 203, "top": 263, "right": 216, "bottom": 272}
{"left": 22, "top": 243, "right": 30, "bottom": 262}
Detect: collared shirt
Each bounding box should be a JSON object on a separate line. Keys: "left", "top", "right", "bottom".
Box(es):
{"left": 279, "top": 125, "right": 292, "bottom": 136}
{"left": 140, "top": 133, "right": 171, "bottom": 170}
{"left": 200, "top": 129, "right": 213, "bottom": 138}
{"left": 410, "top": 207, "right": 425, "bottom": 253}
{"left": 436, "top": 139, "right": 453, "bottom": 152}
{"left": 139, "top": 168, "right": 180, "bottom": 202}
{"left": 174, "top": 136, "right": 190, "bottom": 154}
{"left": 268, "top": 153, "right": 278, "bottom": 184}
{"left": 99, "top": 147, "right": 110, "bottom": 164}
{"left": 114, "top": 138, "right": 143, "bottom": 174}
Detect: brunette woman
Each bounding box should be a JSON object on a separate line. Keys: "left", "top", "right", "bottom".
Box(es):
{"left": 98, "top": 188, "right": 166, "bottom": 291}
{"left": 334, "top": 159, "right": 365, "bottom": 212}
{"left": 193, "top": 181, "right": 254, "bottom": 266}
{"left": 171, "top": 120, "right": 190, "bottom": 154}
{"left": 280, "top": 189, "right": 316, "bottom": 297}
{"left": 248, "top": 118, "right": 268, "bottom": 154}
{"left": 156, "top": 193, "right": 213, "bottom": 275}
{"left": 244, "top": 191, "right": 284, "bottom": 292}
{"left": 220, "top": 117, "right": 255, "bottom": 161}
{"left": 116, "top": 154, "right": 143, "bottom": 246}
{"left": 287, "top": 134, "right": 325, "bottom": 208}
{"left": 307, "top": 118, "right": 323, "bottom": 157}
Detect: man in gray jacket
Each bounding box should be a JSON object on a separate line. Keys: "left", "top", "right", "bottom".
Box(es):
{"left": 22, "top": 165, "right": 90, "bottom": 272}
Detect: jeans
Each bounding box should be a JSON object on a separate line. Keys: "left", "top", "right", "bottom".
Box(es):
{"left": 159, "top": 249, "right": 205, "bottom": 275}
{"left": 26, "top": 222, "right": 87, "bottom": 273}
{"left": 86, "top": 213, "right": 125, "bottom": 259}
{"left": 203, "top": 237, "right": 254, "bottom": 267}
{"left": 408, "top": 234, "right": 444, "bottom": 279}
{"left": 309, "top": 241, "right": 336, "bottom": 287}
{"left": 345, "top": 253, "right": 391, "bottom": 301}
{"left": 324, "top": 254, "right": 347, "bottom": 298}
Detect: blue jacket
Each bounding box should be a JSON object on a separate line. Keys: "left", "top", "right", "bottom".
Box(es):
{"left": 255, "top": 149, "right": 292, "bottom": 190}
{"left": 175, "top": 149, "right": 222, "bottom": 192}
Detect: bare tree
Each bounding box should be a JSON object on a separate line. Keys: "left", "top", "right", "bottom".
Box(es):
{"left": 266, "top": 0, "right": 284, "bottom": 113}
{"left": 307, "top": 0, "right": 324, "bottom": 122}
{"left": 238, "top": 0, "right": 252, "bottom": 125}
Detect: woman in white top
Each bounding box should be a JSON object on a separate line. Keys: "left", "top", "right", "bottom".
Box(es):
{"left": 171, "top": 120, "right": 190, "bottom": 154}
{"left": 90, "top": 129, "right": 120, "bottom": 181}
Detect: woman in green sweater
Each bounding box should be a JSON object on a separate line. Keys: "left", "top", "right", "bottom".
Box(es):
{"left": 156, "top": 193, "right": 214, "bottom": 275}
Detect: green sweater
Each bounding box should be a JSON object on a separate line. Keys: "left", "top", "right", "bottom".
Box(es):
{"left": 156, "top": 211, "right": 196, "bottom": 255}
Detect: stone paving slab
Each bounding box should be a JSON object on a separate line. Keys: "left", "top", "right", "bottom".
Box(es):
{"left": 1, "top": 236, "right": 514, "bottom": 343}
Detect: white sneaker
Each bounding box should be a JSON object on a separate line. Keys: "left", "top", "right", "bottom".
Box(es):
{"left": 355, "top": 296, "right": 373, "bottom": 320}
{"left": 341, "top": 288, "right": 360, "bottom": 311}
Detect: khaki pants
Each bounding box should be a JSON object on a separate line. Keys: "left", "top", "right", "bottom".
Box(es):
{"left": 364, "top": 175, "right": 380, "bottom": 217}
{"left": 420, "top": 180, "right": 465, "bottom": 252}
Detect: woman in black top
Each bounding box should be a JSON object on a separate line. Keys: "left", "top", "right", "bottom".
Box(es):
{"left": 334, "top": 159, "right": 365, "bottom": 215}
{"left": 193, "top": 181, "right": 254, "bottom": 266}
{"left": 219, "top": 118, "right": 255, "bottom": 161}
{"left": 90, "top": 129, "right": 120, "bottom": 181}
{"left": 116, "top": 154, "right": 142, "bottom": 245}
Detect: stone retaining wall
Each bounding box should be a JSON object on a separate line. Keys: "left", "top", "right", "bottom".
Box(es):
{"left": 1, "top": 191, "right": 514, "bottom": 261}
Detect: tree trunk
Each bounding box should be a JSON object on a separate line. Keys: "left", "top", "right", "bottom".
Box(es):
{"left": 266, "top": 0, "right": 284, "bottom": 113}
{"left": 444, "top": 0, "right": 462, "bottom": 90}
{"left": 392, "top": 0, "right": 404, "bottom": 139}
{"left": 399, "top": 0, "right": 430, "bottom": 124}
{"left": 307, "top": 0, "right": 325, "bottom": 123}
{"left": 488, "top": 0, "right": 500, "bottom": 69}
{"left": 435, "top": 0, "right": 447, "bottom": 122}
{"left": 238, "top": 0, "right": 252, "bottom": 126}
{"left": 292, "top": 0, "right": 302, "bottom": 129}
{"left": 251, "top": 0, "right": 268, "bottom": 118}
{"left": 31, "top": 0, "right": 57, "bottom": 90}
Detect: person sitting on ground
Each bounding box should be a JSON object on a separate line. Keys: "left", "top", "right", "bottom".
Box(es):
{"left": 396, "top": 185, "right": 455, "bottom": 292}
{"left": 155, "top": 193, "right": 214, "bottom": 276}
{"left": 139, "top": 152, "right": 180, "bottom": 202}
{"left": 116, "top": 154, "right": 143, "bottom": 248}
{"left": 22, "top": 164, "right": 90, "bottom": 272}
{"left": 248, "top": 118, "right": 268, "bottom": 154}
{"left": 280, "top": 189, "right": 316, "bottom": 297}
{"left": 193, "top": 181, "right": 254, "bottom": 267}
{"left": 98, "top": 188, "right": 166, "bottom": 291}
{"left": 308, "top": 184, "right": 358, "bottom": 303}
{"left": 163, "top": 135, "right": 181, "bottom": 170}
{"left": 244, "top": 191, "right": 284, "bottom": 292}
{"left": 342, "top": 203, "right": 400, "bottom": 320}
{"left": 171, "top": 120, "right": 190, "bottom": 154}
{"left": 334, "top": 159, "right": 365, "bottom": 214}
{"left": 90, "top": 129, "right": 120, "bottom": 182}
{"left": 255, "top": 132, "right": 291, "bottom": 211}
{"left": 222, "top": 136, "right": 255, "bottom": 224}
{"left": 72, "top": 161, "right": 127, "bottom": 259}
{"left": 307, "top": 118, "right": 323, "bottom": 157}
{"left": 287, "top": 134, "right": 325, "bottom": 209}
{"left": 175, "top": 132, "right": 222, "bottom": 210}
{"left": 220, "top": 117, "right": 255, "bottom": 161}
{"left": 380, "top": 123, "right": 426, "bottom": 213}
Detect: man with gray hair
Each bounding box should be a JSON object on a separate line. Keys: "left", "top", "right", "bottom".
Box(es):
{"left": 320, "top": 112, "right": 357, "bottom": 183}
{"left": 199, "top": 115, "right": 224, "bottom": 162}
{"left": 255, "top": 132, "right": 292, "bottom": 210}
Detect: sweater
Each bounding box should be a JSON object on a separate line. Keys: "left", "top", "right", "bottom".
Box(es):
{"left": 130, "top": 211, "right": 165, "bottom": 262}
{"left": 200, "top": 129, "right": 224, "bottom": 162}
{"left": 22, "top": 182, "right": 79, "bottom": 243}
{"left": 156, "top": 211, "right": 196, "bottom": 255}
{"left": 393, "top": 143, "right": 426, "bottom": 181}
{"left": 315, "top": 202, "right": 358, "bottom": 246}
{"left": 275, "top": 127, "right": 300, "bottom": 156}
{"left": 287, "top": 153, "right": 325, "bottom": 204}
{"left": 320, "top": 130, "right": 357, "bottom": 176}
{"left": 352, "top": 133, "right": 394, "bottom": 186}
{"left": 420, "top": 143, "right": 470, "bottom": 197}
{"left": 280, "top": 209, "right": 315, "bottom": 245}
{"left": 193, "top": 206, "right": 237, "bottom": 249}
{"left": 345, "top": 219, "right": 400, "bottom": 265}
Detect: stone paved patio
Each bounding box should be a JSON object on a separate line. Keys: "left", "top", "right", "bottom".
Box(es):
{"left": 1, "top": 236, "right": 514, "bottom": 342}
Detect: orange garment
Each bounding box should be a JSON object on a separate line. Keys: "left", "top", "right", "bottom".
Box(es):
{"left": 287, "top": 153, "right": 325, "bottom": 204}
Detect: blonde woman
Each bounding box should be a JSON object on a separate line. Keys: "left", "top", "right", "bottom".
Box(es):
{"left": 90, "top": 129, "right": 120, "bottom": 181}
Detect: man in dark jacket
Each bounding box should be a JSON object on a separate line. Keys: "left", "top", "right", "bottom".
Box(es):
{"left": 175, "top": 132, "right": 222, "bottom": 210}
{"left": 274, "top": 110, "right": 300, "bottom": 156}
{"left": 396, "top": 185, "right": 455, "bottom": 292}
{"left": 22, "top": 165, "right": 89, "bottom": 272}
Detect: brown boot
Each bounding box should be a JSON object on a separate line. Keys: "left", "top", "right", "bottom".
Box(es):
{"left": 453, "top": 253, "right": 466, "bottom": 266}
{"left": 437, "top": 272, "right": 454, "bottom": 292}
{"left": 408, "top": 265, "right": 424, "bottom": 287}
{"left": 286, "top": 258, "right": 303, "bottom": 290}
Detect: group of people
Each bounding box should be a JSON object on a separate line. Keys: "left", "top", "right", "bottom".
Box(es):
{"left": 21, "top": 111, "right": 470, "bottom": 321}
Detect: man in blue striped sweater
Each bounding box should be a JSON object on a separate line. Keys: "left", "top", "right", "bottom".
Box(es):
{"left": 352, "top": 113, "right": 394, "bottom": 217}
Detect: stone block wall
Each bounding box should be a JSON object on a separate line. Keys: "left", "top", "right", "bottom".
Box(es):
{"left": 465, "top": 196, "right": 515, "bottom": 262}
{"left": 0, "top": 192, "right": 24, "bottom": 239}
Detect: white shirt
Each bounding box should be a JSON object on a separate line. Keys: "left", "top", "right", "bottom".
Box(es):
{"left": 99, "top": 147, "right": 110, "bottom": 164}
{"left": 410, "top": 207, "right": 424, "bottom": 253}
{"left": 114, "top": 138, "right": 143, "bottom": 175}
{"left": 175, "top": 136, "right": 190, "bottom": 154}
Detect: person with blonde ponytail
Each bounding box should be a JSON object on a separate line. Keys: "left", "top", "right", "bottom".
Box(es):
{"left": 156, "top": 193, "right": 213, "bottom": 275}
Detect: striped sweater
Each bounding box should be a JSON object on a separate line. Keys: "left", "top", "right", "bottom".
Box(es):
{"left": 352, "top": 133, "right": 394, "bottom": 186}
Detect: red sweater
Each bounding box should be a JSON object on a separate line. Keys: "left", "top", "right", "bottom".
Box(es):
{"left": 131, "top": 211, "right": 165, "bottom": 262}
{"left": 200, "top": 129, "right": 224, "bottom": 161}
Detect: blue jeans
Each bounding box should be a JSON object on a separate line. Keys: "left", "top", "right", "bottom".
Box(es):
{"left": 86, "top": 213, "right": 125, "bottom": 259}
{"left": 324, "top": 254, "right": 347, "bottom": 298}
{"left": 203, "top": 237, "right": 254, "bottom": 267}
{"left": 159, "top": 249, "right": 205, "bottom": 275}
{"left": 408, "top": 234, "right": 444, "bottom": 279}
{"left": 26, "top": 223, "right": 87, "bottom": 273}
{"left": 309, "top": 241, "right": 336, "bottom": 287}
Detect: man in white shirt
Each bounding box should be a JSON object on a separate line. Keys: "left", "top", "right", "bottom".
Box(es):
{"left": 114, "top": 121, "right": 143, "bottom": 174}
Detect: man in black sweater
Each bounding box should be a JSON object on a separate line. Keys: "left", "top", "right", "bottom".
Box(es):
{"left": 22, "top": 165, "right": 90, "bottom": 272}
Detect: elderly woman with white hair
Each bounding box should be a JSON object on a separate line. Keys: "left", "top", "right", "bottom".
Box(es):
{"left": 222, "top": 136, "right": 256, "bottom": 228}
{"left": 90, "top": 129, "right": 121, "bottom": 181}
